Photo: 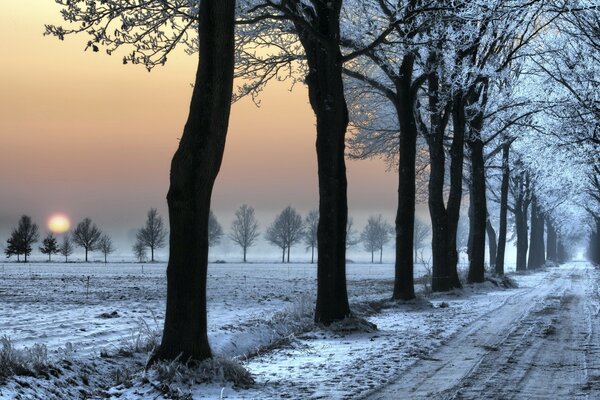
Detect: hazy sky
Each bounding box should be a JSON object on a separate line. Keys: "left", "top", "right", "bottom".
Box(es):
{"left": 0, "top": 2, "right": 399, "bottom": 254}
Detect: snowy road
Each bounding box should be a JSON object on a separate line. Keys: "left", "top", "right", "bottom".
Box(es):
{"left": 367, "top": 262, "right": 600, "bottom": 400}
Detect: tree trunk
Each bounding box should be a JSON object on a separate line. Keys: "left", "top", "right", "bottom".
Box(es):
{"left": 85, "top": 248, "right": 88, "bottom": 262}
{"left": 311, "top": 245, "right": 315, "bottom": 264}
{"left": 527, "top": 194, "right": 545, "bottom": 269}
{"left": 427, "top": 66, "right": 450, "bottom": 293}
{"left": 392, "top": 54, "right": 417, "bottom": 300}
{"left": 589, "top": 219, "right": 600, "bottom": 265}
{"left": 151, "top": 246, "right": 155, "bottom": 262}
{"left": 287, "top": 244, "right": 290, "bottom": 263}
{"left": 371, "top": 250, "right": 374, "bottom": 263}
{"left": 486, "top": 217, "right": 497, "bottom": 272}
{"left": 243, "top": 246, "right": 247, "bottom": 263}
{"left": 467, "top": 138, "right": 487, "bottom": 284}
{"left": 153, "top": 0, "right": 235, "bottom": 363}
{"left": 515, "top": 206, "right": 528, "bottom": 271}
{"left": 546, "top": 218, "right": 557, "bottom": 263}
{"left": 447, "top": 92, "right": 465, "bottom": 289}
{"left": 495, "top": 142, "right": 510, "bottom": 275}
{"left": 379, "top": 246, "right": 383, "bottom": 264}
{"left": 294, "top": 2, "right": 351, "bottom": 324}
{"left": 282, "top": 247, "right": 285, "bottom": 263}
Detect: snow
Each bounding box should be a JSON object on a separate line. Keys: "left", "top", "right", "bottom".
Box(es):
{"left": 0, "top": 261, "right": 596, "bottom": 399}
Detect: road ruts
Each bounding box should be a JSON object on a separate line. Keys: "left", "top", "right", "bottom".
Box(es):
{"left": 364, "top": 262, "right": 600, "bottom": 400}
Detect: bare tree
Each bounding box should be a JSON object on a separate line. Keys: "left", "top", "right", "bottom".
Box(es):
{"left": 303, "top": 209, "right": 318, "bottom": 263}
{"left": 413, "top": 218, "right": 431, "bottom": 262}
{"left": 230, "top": 204, "right": 260, "bottom": 263}
{"left": 208, "top": 210, "right": 224, "bottom": 247}
{"left": 265, "top": 206, "right": 304, "bottom": 263}
{"left": 346, "top": 217, "right": 360, "bottom": 249}
{"left": 99, "top": 234, "right": 115, "bottom": 264}
{"left": 137, "top": 208, "right": 167, "bottom": 262}
{"left": 5, "top": 215, "right": 39, "bottom": 262}
{"left": 40, "top": 233, "right": 60, "bottom": 262}
{"left": 361, "top": 215, "right": 393, "bottom": 263}
{"left": 72, "top": 218, "right": 102, "bottom": 262}
{"left": 60, "top": 233, "right": 74, "bottom": 262}
{"left": 133, "top": 240, "right": 147, "bottom": 263}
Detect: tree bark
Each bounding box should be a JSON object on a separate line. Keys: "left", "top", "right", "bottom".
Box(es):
{"left": 467, "top": 138, "right": 487, "bottom": 284}
{"left": 546, "top": 218, "right": 557, "bottom": 263}
{"left": 447, "top": 92, "right": 465, "bottom": 289}
{"left": 392, "top": 54, "right": 417, "bottom": 300}
{"left": 153, "top": 0, "right": 235, "bottom": 362}
{"left": 515, "top": 206, "right": 528, "bottom": 271}
{"left": 486, "top": 216, "right": 497, "bottom": 272}
{"left": 495, "top": 142, "right": 510, "bottom": 275}
{"left": 243, "top": 246, "right": 247, "bottom": 263}
{"left": 527, "top": 194, "right": 545, "bottom": 269}
{"left": 293, "top": 1, "right": 350, "bottom": 324}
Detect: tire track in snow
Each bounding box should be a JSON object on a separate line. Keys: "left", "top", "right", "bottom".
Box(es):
{"left": 366, "top": 262, "right": 600, "bottom": 400}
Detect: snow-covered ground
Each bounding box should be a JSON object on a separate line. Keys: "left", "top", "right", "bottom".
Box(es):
{"left": 1, "top": 261, "right": 596, "bottom": 399}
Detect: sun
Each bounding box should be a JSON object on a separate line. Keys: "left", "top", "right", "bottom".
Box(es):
{"left": 48, "top": 214, "right": 71, "bottom": 234}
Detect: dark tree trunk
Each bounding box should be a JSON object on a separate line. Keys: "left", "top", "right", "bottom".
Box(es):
{"left": 371, "top": 250, "right": 374, "bottom": 263}
{"left": 495, "top": 142, "right": 510, "bottom": 275}
{"left": 427, "top": 61, "right": 451, "bottom": 293}
{"left": 467, "top": 138, "right": 487, "bottom": 284}
{"left": 293, "top": 1, "right": 350, "bottom": 324}
{"left": 447, "top": 92, "right": 465, "bottom": 289}
{"left": 243, "top": 246, "right": 247, "bottom": 263}
{"left": 85, "top": 248, "right": 88, "bottom": 262}
{"left": 527, "top": 194, "right": 545, "bottom": 269}
{"left": 515, "top": 207, "right": 529, "bottom": 271}
{"left": 589, "top": 219, "right": 600, "bottom": 265}
{"left": 467, "top": 198, "right": 474, "bottom": 264}
{"left": 287, "top": 244, "right": 290, "bottom": 263}
{"left": 151, "top": 246, "right": 155, "bottom": 262}
{"left": 392, "top": 54, "right": 417, "bottom": 300}
{"left": 153, "top": 0, "right": 235, "bottom": 362}
{"left": 486, "top": 217, "right": 497, "bottom": 272}
{"left": 282, "top": 247, "right": 285, "bottom": 263}
{"left": 379, "top": 247, "right": 383, "bottom": 264}
{"left": 546, "top": 218, "right": 557, "bottom": 263}
{"left": 311, "top": 245, "right": 315, "bottom": 264}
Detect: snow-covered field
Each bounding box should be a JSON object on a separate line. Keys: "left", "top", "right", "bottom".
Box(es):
{"left": 1, "top": 261, "right": 596, "bottom": 399}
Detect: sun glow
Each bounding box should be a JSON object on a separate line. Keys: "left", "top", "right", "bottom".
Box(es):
{"left": 48, "top": 214, "right": 71, "bottom": 233}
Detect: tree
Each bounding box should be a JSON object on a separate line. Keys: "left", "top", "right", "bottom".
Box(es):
{"left": 60, "top": 233, "right": 74, "bottom": 262}
{"left": 304, "top": 209, "right": 318, "bottom": 263}
{"left": 413, "top": 218, "right": 431, "bottom": 263}
{"left": 361, "top": 215, "right": 393, "bottom": 263}
{"left": 133, "top": 240, "right": 147, "bottom": 263}
{"left": 230, "top": 204, "right": 260, "bottom": 263}
{"left": 4, "top": 215, "right": 39, "bottom": 262}
{"left": 137, "top": 208, "right": 167, "bottom": 262}
{"left": 265, "top": 206, "right": 304, "bottom": 263}
{"left": 40, "top": 233, "right": 60, "bottom": 262}
{"left": 99, "top": 234, "right": 115, "bottom": 264}
{"left": 72, "top": 218, "right": 102, "bottom": 262}
{"left": 208, "top": 210, "right": 224, "bottom": 248}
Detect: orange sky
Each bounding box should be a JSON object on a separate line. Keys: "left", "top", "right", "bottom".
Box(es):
{"left": 0, "top": 1, "right": 398, "bottom": 247}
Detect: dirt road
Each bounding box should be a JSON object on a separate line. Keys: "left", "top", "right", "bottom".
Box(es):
{"left": 366, "top": 262, "right": 600, "bottom": 400}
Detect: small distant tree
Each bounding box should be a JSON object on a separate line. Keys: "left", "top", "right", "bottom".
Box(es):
{"left": 230, "top": 204, "right": 260, "bottom": 263}
{"left": 133, "top": 240, "right": 147, "bottom": 263}
{"left": 208, "top": 210, "right": 224, "bottom": 247}
{"left": 99, "top": 234, "right": 115, "bottom": 264}
{"left": 4, "top": 215, "right": 39, "bottom": 262}
{"left": 304, "top": 209, "right": 319, "bottom": 263}
{"left": 60, "top": 233, "right": 74, "bottom": 262}
{"left": 72, "top": 218, "right": 102, "bottom": 262}
{"left": 40, "top": 233, "right": 60, "bottom": 262}
{"left": 137, "top": 208, "right": 167, "bottom": 262}
{"left": 414, "top": 218, "right": 431, "bottom": 262}
{"left": 346, "top": 217, "right": 360, "bottom": 249}
{"left": 361, "top": 215, "right": 393, "bottom": 263}
{"left": 266, "top": 206, "right": 304, "bottom": 263}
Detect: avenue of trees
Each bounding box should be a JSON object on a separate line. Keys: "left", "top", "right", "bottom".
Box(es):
{"left": 43, "top": 0, "right": 599, "bottom": 365}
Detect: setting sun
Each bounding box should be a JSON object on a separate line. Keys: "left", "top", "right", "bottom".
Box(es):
{"left": 48, "top": 213, "right": 71, "bottom": 233}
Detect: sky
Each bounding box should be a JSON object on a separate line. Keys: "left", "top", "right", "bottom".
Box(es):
{"left": 0, "top": 1, "right": 400, "bottom": 258}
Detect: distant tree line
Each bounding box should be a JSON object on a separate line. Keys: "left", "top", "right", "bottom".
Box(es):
{"left": 4, "top": 207, "right": 425, "bottom": 264}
